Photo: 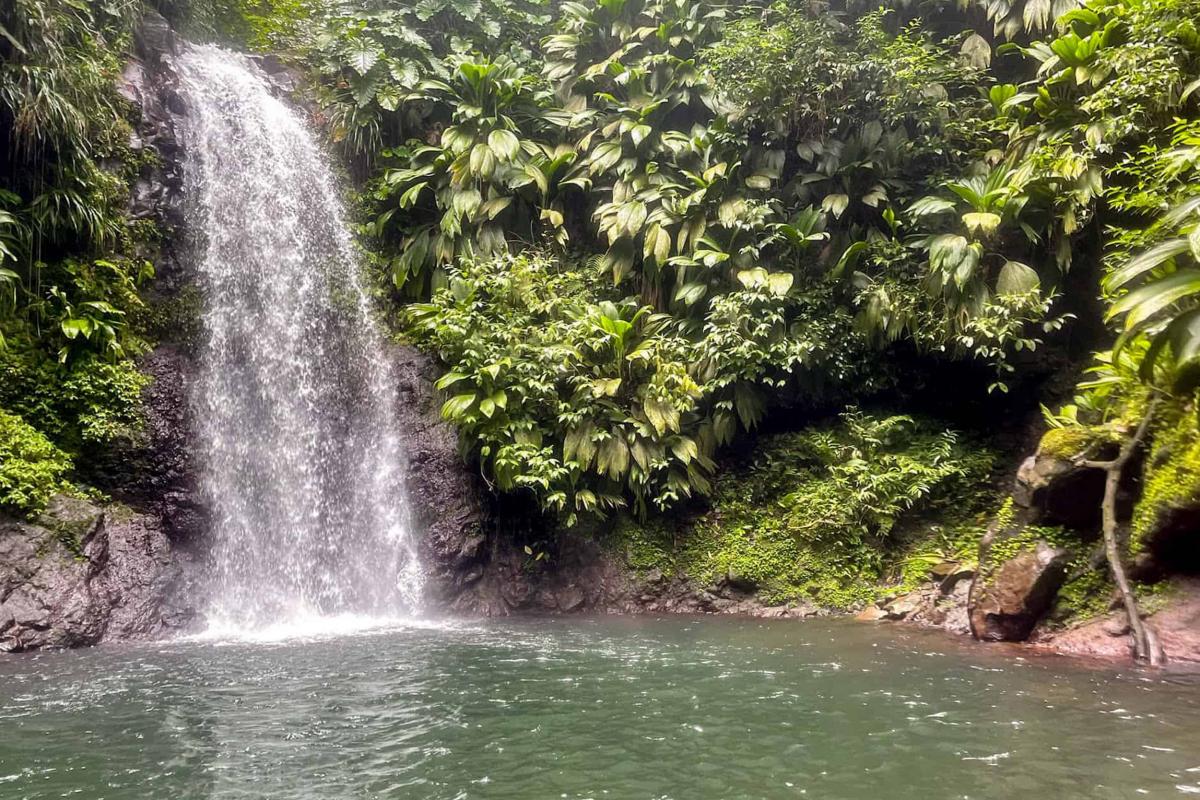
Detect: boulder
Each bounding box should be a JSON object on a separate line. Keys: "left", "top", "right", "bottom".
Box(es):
{"left": 923, "top": 578, "right": 973, "bottom": 635}
{"left": 856, "top": 606, "right": 888, "bottom": 622}
{"left": 883, "top": 591, "right": 926, "bottom": 620}
{"left": 1031, "top": 578, "right": 1200, "bottom": 663}
{"left": 1014, "top": 452, "right": 1106, "bottom": 530}
{"left": 249, "top": 54, "right": 305, "bottom": 97}
{"left": 555, "top": 584, "right": 587, "bottom": 612}
{"left": 969, "top": 541, "right": 1072, "bottom": 641}
{"left": 133, "top": 10, "right": 179, "bottom": 70}
{"left": 0, "top": 496, "right": 199, "bottom": 652}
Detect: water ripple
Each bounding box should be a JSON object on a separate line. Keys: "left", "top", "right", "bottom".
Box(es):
{"left": 0, "top": 617, "right": 1197, "bottom": 799}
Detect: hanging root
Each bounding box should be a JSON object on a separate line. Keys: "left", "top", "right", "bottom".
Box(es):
{"left": 1078, "top": 398, "right": 1165, "bottom": 667}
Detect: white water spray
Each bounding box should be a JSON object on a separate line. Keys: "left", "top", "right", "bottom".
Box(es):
{"left": 176, "top": 44, "right": 422, "bottom": 632}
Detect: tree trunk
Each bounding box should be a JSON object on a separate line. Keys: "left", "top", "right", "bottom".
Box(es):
{"left": 1082, "top": 399, "right": 1163, "bottom": 666}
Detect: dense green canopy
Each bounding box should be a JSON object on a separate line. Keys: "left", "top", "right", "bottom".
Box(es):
{"left": 2, "top": 0, "right": 1199, "bottom": 527}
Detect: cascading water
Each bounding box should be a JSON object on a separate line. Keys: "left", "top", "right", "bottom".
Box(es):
{"left": 176, "top": 44, "right": 422, "bottom": 633}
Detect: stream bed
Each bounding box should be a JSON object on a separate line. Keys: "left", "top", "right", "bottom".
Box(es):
{"left": 1, "top": 616, "right": 1198, "bottom": 799}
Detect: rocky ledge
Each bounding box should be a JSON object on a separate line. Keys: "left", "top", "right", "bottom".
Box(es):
{"left": 420, "top": 411, "right": 1200, "bottom": 668}
{"left": 0, "top": 497, "right": 199, "bottom": 652}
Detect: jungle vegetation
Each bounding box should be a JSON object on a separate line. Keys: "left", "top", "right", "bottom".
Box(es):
{"left": 207, "top": 0, "right": 1200, "bottom": 524}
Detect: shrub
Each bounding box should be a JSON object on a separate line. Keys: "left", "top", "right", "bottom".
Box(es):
{"left": 0, "top": 409, "right": 73, "bottom": 517}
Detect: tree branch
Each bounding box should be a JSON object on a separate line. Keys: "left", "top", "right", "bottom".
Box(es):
{"left": 1099, "top": 396, "right": 1163, "bottom": 666}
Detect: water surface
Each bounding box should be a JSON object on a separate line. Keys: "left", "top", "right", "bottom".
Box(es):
{"left": 1, "top": 617, "right": 1198, "bottom": 799}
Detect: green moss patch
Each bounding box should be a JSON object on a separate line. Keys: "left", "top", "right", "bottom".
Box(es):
{"left": 1132, "top": 401, "right": 1200, "bottom": 550}
{"left": 610, "top": 409, "right": 998, "bottom": 609}
{"left": 1038, "top": 427, "right": 1104, "bottom": 460}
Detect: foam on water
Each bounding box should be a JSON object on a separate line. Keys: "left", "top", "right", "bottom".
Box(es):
{"left": 186, "top": 614, "right": 466, "bottom": 646}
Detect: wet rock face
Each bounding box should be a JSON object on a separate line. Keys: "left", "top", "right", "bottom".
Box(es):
{"left": 0, "top": 497, "right": 200, "bottom": 652}
{"left": 1139, "top": 505, "right": 1200, "bottom": 577}
{"left": 969, "top": 541, "right": 1072, "bottom": 641}
{"left": 387, "top": 347, "right": 620, "bottom": 617}
{"left": 389, "top": 345, "right": 493, "bottom": 611}
{"left": 248, "top": 54, "right": 307, "bottom": 98}
{"left": 1014, "top": 452, "right": 1106, "bottom": 530}
{"left": 86, "top": 345, "right": 207, "bottom": 547}
{"left": 120, "top": 12, "right": 190, "bottom": 289}
{"left": 88, "top": 13, "right": 208, "bottom": 550}
{"left": 1031, "top": 578, "right": 1200, "bottom": 664}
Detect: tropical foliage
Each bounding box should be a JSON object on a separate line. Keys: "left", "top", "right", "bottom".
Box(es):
{"left": 617, "top": 410, "right": 996, "bottom": 607}
{"left": 190, "top": 0, "right": 1195, "bottom": 521}
{"left": 1, "top": 0, "right": 155, "bottom": 513}
{"left": 408, "top": 251, "right": 870, "bottom": 520}
{"left": 6, "top": 0, "right": 1200, "bottom": 533}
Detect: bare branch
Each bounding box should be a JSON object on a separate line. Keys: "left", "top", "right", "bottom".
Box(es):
{"left": 1099, "top": 395, "right": 1163, "bottom": 666}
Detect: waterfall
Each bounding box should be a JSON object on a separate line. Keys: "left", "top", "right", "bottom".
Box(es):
{"left": 176, "top": 44, "right": 422, "bottom": 632}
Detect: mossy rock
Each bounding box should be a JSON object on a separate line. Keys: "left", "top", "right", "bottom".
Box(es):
{"left": 970, "top": 535, "right": 1073, "bottom": 641}
{"left": 1131, "top": 400, "right": 1200, "bottom": 571}
{"left": 1038, "top": 426, "right": 1107, "bottom": 460}
{"left": 1015, "top": 431, "right": 1112, "bottom": 531}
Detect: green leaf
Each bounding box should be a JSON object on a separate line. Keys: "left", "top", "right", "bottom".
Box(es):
{"left": 671, "top": 437, "right": 698, "bottom": 464}
{"left": 737, "top": 268, "right": 768, "bottom": 289}
{"left": 469, "top": 144, "right": 496, "bottom": 178}
{"left": 767, "top": 272, "right": 794, "bottom": 297}
{"left": 597, "top": 435, "right": 630, "bottom": 480}
{"left": 399, "top": 183, "right": 429, "bottom": 208}
{"left": 908, "top": 196, "right": 957, "bottom": 217}
{"left": 733, "top": 383, "right": 764, "bottom": 429}
{"left": 821, "top": 193, "right": 850, "bottom": 218}
{"left": 643, "top": 224, "right": 670, "bottom": 264}
{"left": 348, "top": 40, "right": 382, "bottom": 76}
{"left": 1110, "top": 270, "right": 1200, "bottom": 330}
{"left": 375, "top": 85, "right": 401, "bottom": 111}
{"left": 960, "top": 33, "right": 991, "bottom": 68}
{"left": 962, "top": 212, "right": 1002, "bottom": 235}
{"left": 441, "top": 393, "right": 477, "bottom": 420}
{"left": 674, "top": 282, "right": 707, "bottom": 305}
{"left": 996, "top": 261, "right": 1040, "bottom": 295}
{"left": 831, "top": 241, "right": 868, "bottom": 279}
{"left": 488, "top": 129, "right": 521, "bottom": 161}
{"left": 480, "top": 197, "right": 513, "bottom": 220}
{"left": 434, "top": 371, "right": 469, "bottom": 390}
{"left": 1106, "top": 239, "right": 1190, "bottom": 291}
{"left": 592, "top": 377, "right": 622, "bottom": 397}
{"left": 644, "top": 398, "right": 679, "bottom": 435}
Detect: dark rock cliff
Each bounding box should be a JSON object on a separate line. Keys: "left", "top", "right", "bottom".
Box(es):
{"left": 0, "top": 497, "right": 199, "bottom": 652}
{"left": 393, "top": 345, "right": 632, "bottom": 617}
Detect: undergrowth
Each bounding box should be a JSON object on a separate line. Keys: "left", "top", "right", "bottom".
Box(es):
{"left": 612, "top": 409, "right": 998, "bottom": 608}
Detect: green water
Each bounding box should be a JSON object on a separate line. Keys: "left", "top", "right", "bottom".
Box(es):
{"left": 1, "top": 616, "right": 1198, "bottom": 799}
